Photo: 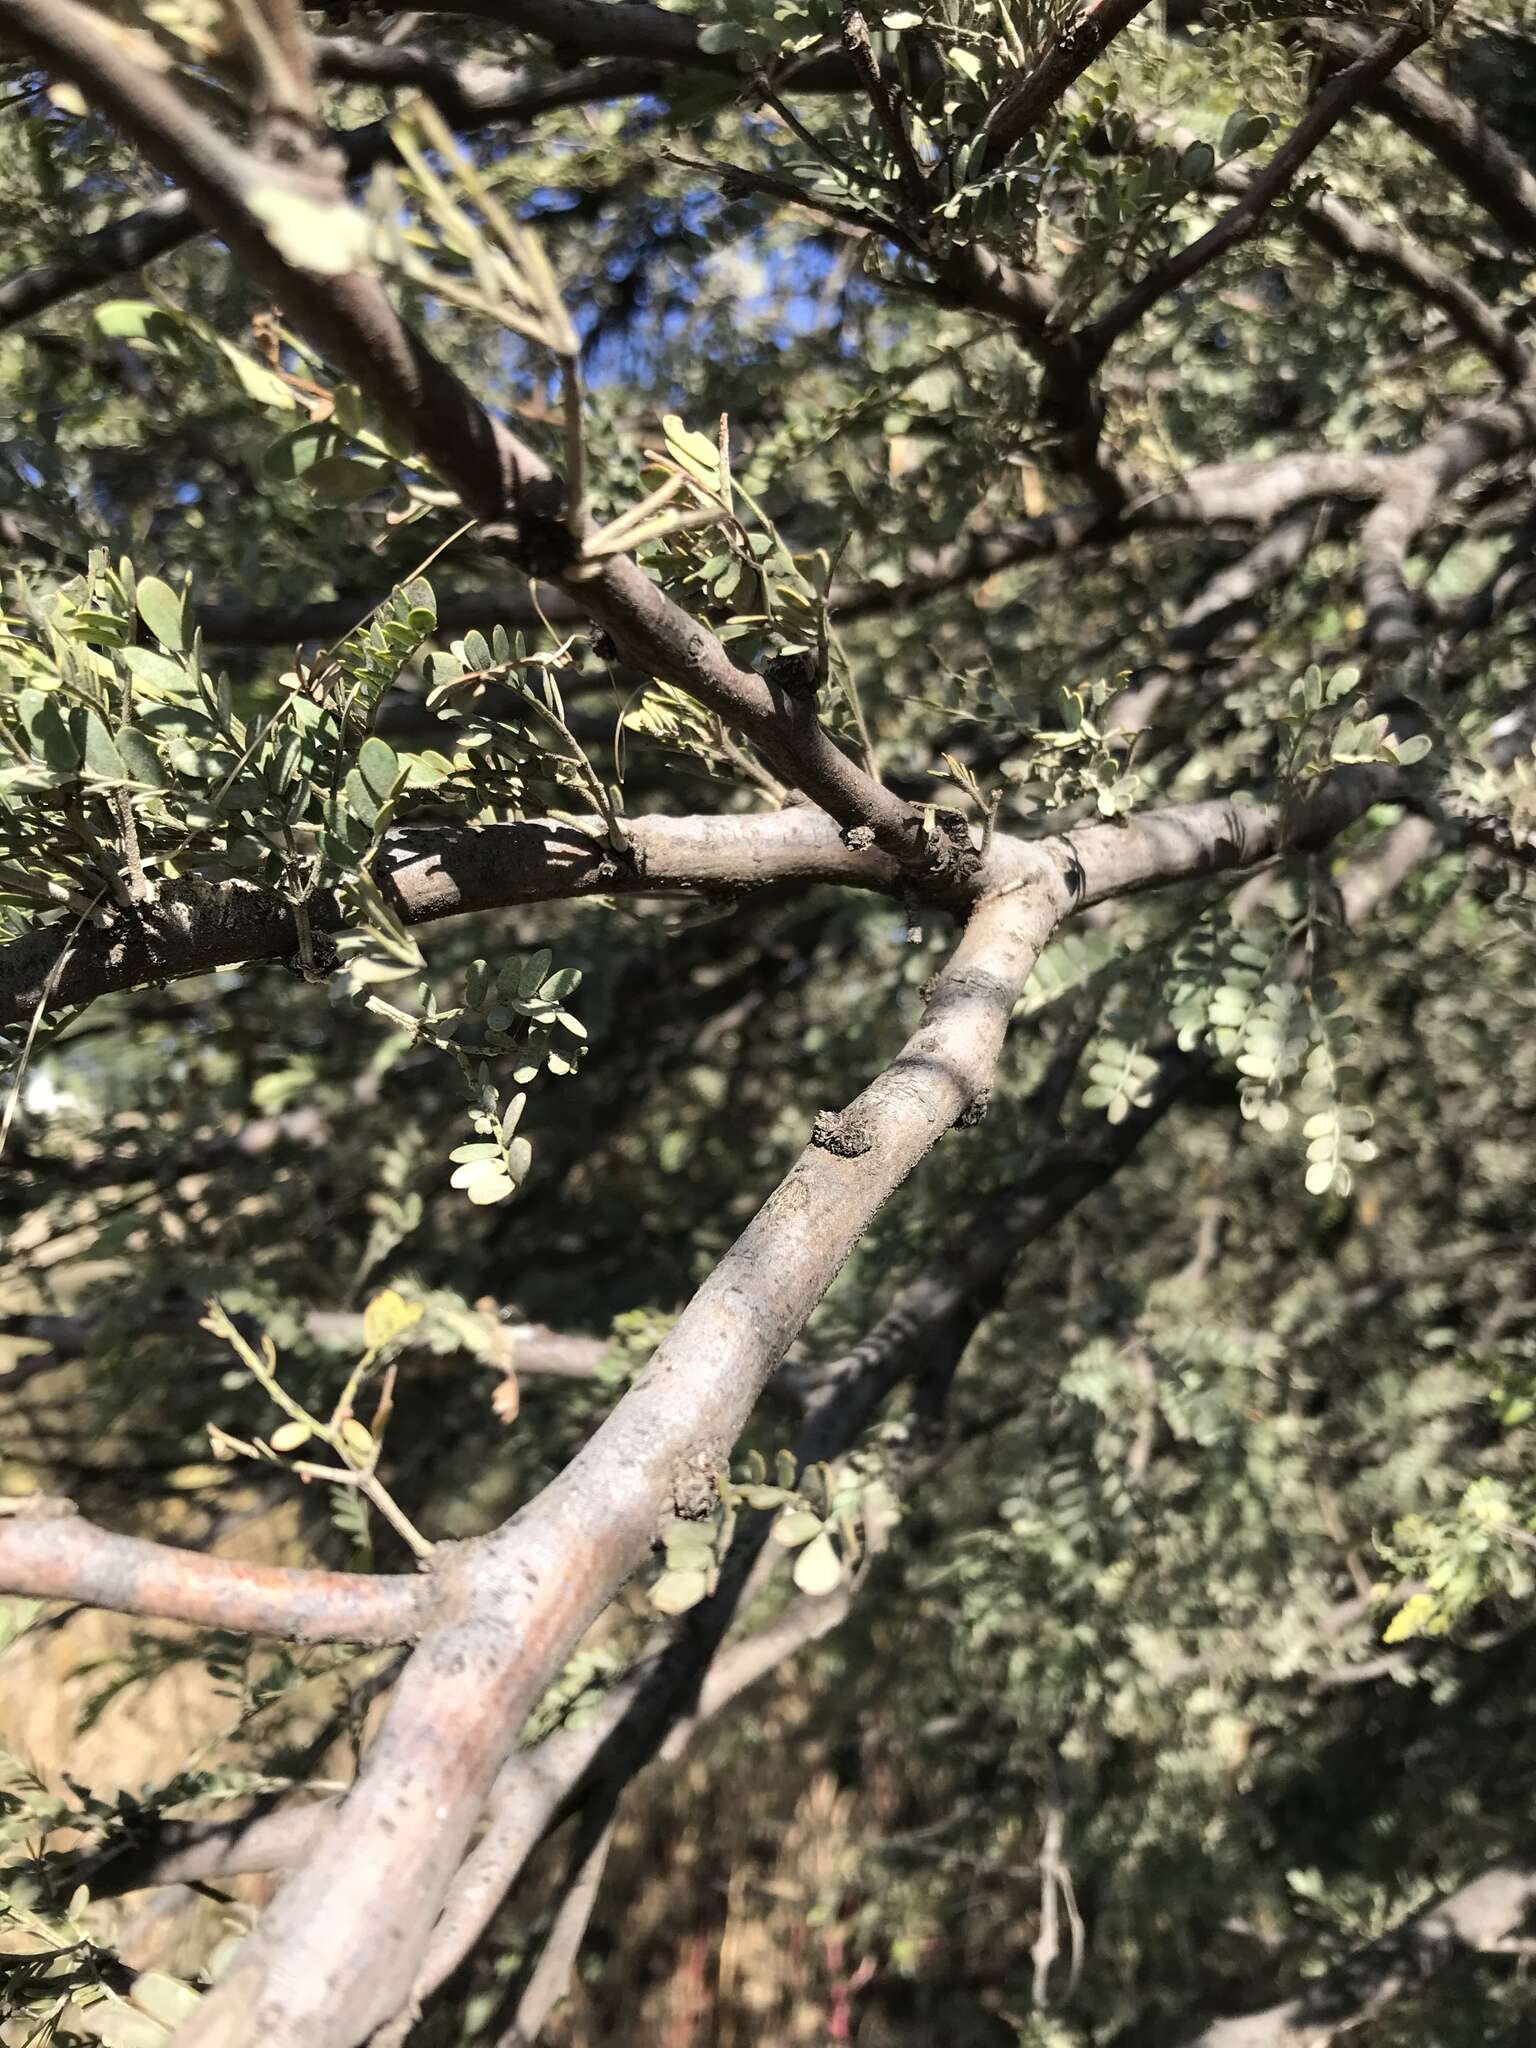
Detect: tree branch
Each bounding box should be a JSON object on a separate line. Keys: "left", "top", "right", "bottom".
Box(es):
{"left": 1301, "top": 17, "right": 1536, "bottom": 255}
{"left": 390, "top": 1067, "right": 1192, "bottom": 2028}
{"left": 0, "top": 1306, "right": 607, "bottom": 1383}
{"left": 0, "top": 56, "right": 665, "bottom": 333}
{"left": 4, "top": 0, "right": 946, "bottom": 868}
{"left": 982, "top": 0, "right": 1152, "bottom": 161}
{"left": 0, "top": 1498, "right": 431, "bottom": 1644}
{"left": 1182, "top": 1863, "right": 1536, "bottom": 2048}
{"left": 0, "top": 809, "right": 897, "bottom": 1032}
{"left": 1081, "top": 20, "right": 1429, "bottom": 366}
{"left": 0, "top": 0, "right": 544, "bottom": 520}
{"left": 189, "top": 437, "right": 1414, "bottom": 653}
{"left": 173, "top": 848, "right": 1063, "bottom": 2048}
{"left": 1360, "top": 379, "right": 1536, "bottom": 651}
{"left": 1168, "top": 120, "right": 1529, "bottom": 385}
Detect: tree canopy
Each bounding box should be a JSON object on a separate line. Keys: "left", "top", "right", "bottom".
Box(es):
{"left": 1, "top": 2, "right": 1535, "bottom": 2045}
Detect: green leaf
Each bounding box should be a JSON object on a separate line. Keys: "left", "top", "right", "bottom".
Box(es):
{"left": 21, "top": 690, "right": 81, "bottom": 772}
{"left": 344, "top": 768, "right": 380, "bottom": 826}
{"left": 136, "top": 574, "right": 186, "bottom": 652}
{"left": 130, "top": 1972, "right": 201, "bottom": 2027}
{"left": 96, "top": 299, "right": 185, "bottom": 351}
{"left": 216, "top": 339, "right": 298, "bottom": 411}
{"left": 1220, "top": 109, "right": 1271, "bottom": 158}
{"left": 80, "top": 711, "right": 126, "bottom": 782}
{"left": 263, "top": 423, "right": 336, "bottom": 482}
{"left": 1382, "top": 1590, "right": 1439, "bottom": 1644}
{"left": 771, "top": 1509, "right": 824, "bottom": 1549}
{"left": 363, "top": 1288, "right": 424, "bottom": 1349}
{"left": 465, "top": 1171, "right": 517, "bottom": 1204}
{"left": 122, "top": 647, "right": 190, "bottom": 698}
{"left": 519, "top": 948, "right": 553, "bottom": 996}
{"left": 650, "top": 1566, "right": 710, "bottom": 1613}
{"left": 662, "top": 413, "right": 721, "bottom": 488}
{"left": 792, "top": 1531, "right": 843, "bottom": 1596}
{"left": 306, "top": 454, "right": 391, "bottom": 502}
{"left": 80, "top": 2005, "right": 171, "bottom": 2048}
{"left": 117, "top": 726, "right": 167, "bottom": 788}
{"left": 357, "top": 736, "right": 400, "bottom": 805}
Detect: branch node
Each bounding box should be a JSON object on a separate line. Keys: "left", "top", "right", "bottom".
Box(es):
{"left": 956, "top": 1088, "right": 991, "bottom": 1129}
{"left": 811, "top": 1108, "right": 874, "bottom": 1158}
{"left": 763, "top": 649, "right": 819, "bottom": 702}
{"left": 670, "top": 1456, "right": 720, "bottom": 1522}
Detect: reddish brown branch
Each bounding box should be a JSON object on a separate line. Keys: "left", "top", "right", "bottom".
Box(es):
{"left": 0, "top": 1500, "right": 430, "bottom": 1644}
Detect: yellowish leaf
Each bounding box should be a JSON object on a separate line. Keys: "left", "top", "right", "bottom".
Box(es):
{"left": 362, "top": 1288, "right": 424, "bottom": 1351}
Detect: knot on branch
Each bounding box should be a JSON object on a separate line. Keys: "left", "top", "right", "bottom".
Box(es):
{"left": 670, "top": 1456, "right": 720, "bottom": 1522}
{"left": 285, "top": 931, "right": 339, "bottom": 981}
{"left": 920, "top": 807, "right": 983, "bottom": 890}
{"left": 498, "top": 477, "right": 581, "bottom": 578}
{"left": 956, "top": 1089, "right": 991, "bottom": 1129}
{"left": 812, "top": 1108, "right": 874, "bottom": 1158}
{"left": 762, "top": 650, "right": 819, "bottom": 702}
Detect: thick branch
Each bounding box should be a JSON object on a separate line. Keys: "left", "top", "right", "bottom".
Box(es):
{"left": 177, "top": 859, "right": 1062, "bottom": 2048}
{"left": 397, "top": 0, "right": 860, "bottom": 91}
{"left": 165, "top": 766, "right": 1389, "bottom": 2048}
{"left": 393, "top": 1068, "right": 1192, "bottom": 2024}
{"left": 0, "top": 1307, "right": 606, "bottom": 1382}
{"left": 0, "top": 1499, "right": 430, "bottom": 1644}
{"left": 0, "top": 809, "right": 895, "bottom": 1031}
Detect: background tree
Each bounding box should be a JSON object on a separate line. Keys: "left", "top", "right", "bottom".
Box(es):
{"left": 1, "top": 2, "right": 1535, "bottom": 2045}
